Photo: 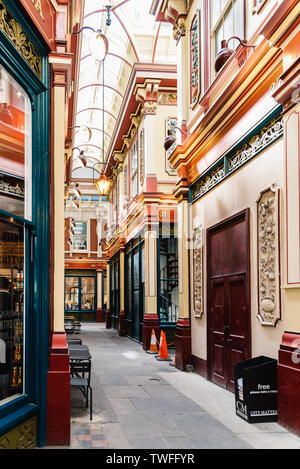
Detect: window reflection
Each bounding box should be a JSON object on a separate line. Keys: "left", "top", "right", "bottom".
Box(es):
{"left": 0, "top": 66, "right": 32, "bottom": 220}
{"left": 0, "top": 217, "right": 24, "bottom": 400}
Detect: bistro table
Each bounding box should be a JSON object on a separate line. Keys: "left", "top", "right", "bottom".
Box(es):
{"left": 68, "top": 344, "right": 91, "bottom": 361}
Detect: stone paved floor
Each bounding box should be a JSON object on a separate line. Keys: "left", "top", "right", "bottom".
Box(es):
{"left": 44, "top": 323, "right": 300, "bottom": 450}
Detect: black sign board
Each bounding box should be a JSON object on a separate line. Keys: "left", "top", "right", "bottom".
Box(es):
{"left": 234, "top": 355, "right": 278, "bottom": 423}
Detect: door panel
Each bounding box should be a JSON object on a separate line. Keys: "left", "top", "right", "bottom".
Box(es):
{"left": 210, "top": 275, "right": 248, "bottom": 391}
{"left": 211, "top": 279, "right": 226, "bottom": 388}
{"left": 227, "top": 275, "right": 248, "bottom": 391}
{"left": 207, "top": 210, "right": 250, "bottom": 392}
{"left": 132, "top": 250, "right": 140, "bottom": 340}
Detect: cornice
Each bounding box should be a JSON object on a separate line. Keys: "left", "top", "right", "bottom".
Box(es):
{"left": 272, "top": 56, "right": 300, "bottom": 113}
{"left": 169, "top": 42, "right": 282, "bottom": 172}
{"left": 105, "top": 63, "right": 177, "bottom": 176}
{"left": 168, "top": 0, "right": 298, "bottom": 175}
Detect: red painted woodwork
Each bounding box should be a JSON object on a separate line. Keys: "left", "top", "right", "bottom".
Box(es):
{"left": 142, "top": 314, "right": 160, "bottom": 351}
{"left": 46, "top": 333, "right": 70, "bottom": 446}
{"left": 207, "top": 210, "right": 250, "bottom": 392}
{"left": 175, "top": 318, "right": 192, "bottom": 371}
{"left": 118, "top": 310, "right": 126, "bottom": 336}
{"left": 191, "top": 354, "right": 208, "bottom": 378}
{"left": 278, "top": 332, "right": 300, "bottom": 436}
{"left": 106, "top": 308, "right": 111, "bottom": 329}
{"left": 96, "top": 308, "right": 103, "bottom": 323}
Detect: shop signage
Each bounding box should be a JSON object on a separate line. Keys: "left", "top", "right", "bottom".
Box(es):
{"left": 19, "top": 0, "right": 56, "bottom": 50}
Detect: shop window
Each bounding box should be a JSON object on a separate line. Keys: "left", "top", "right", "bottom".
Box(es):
{"left": 0, "top": 66, "right": 32, "bottom": 220}
{"left": 81, "top": 277, "right": 95, "bottom": 311}
{"left": 0, "top": 216, "right": 25, "bottom": 400}
{"left": 72, "top": 221, "right": 88, "bottom": 251}
{"left": 158, "top": 235, "right": 179, "bottom": 323}
{"left": 211, "top": 0, "right": 244, "bottom": 68}
{"left": 64, "top": 273, "right": 96, "bottom": 321}
{"left": 124, "top": 237, "right": 144, "bottom": 341}
{"left": 130, "top": 137, "right": 138, "bottom": 199}
{"left": 0, "top": 65, "right": 33, "bottom": 403}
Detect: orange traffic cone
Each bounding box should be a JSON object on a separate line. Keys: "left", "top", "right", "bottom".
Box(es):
{"left": 156, "top": 332, "right": 172, "bottom": 361}
{"left": 155, "top": 330, "right": 164, "bottom": 357}
{"left": 169, "top": 352, "right": 176, "bottom": 367}
{"left": 146, "top": 329, "right": 158, "bottom": 354}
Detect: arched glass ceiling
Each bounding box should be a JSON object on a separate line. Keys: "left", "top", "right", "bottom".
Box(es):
{"left": 72, "top": 0, "right": 176, "bottom": 179}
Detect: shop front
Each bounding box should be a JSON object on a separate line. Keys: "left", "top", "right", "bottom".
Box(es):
{"left": 65, "top": 270, "right": 97, "bottom": 322}
{"left": 0, "top": 0, "right": 50, "bottom": 448}
{"left": 125, "top": 236, "right": 145, "bottom": 342}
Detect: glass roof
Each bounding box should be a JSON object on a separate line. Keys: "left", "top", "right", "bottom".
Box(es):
{"left": 72, "top": 0, "right": 176, "bottom": 179}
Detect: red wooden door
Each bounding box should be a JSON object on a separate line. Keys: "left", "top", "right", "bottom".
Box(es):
{"left": 208, "top": 210, "right": 250, "bottom": 392}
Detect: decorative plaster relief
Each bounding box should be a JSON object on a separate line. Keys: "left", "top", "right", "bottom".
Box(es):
{"left": 228, "top": 118, "right": 283, "bottom": 173}
{"left": 257, "top": 185, "right": 281, "bottom": 326}
{"left": 173, "top": 16, "right": 186, "bottom": 44}
{"left": 158, "top": 92, "right": 177, "bottom": 105}
{"left": 190, "top": 10, "right": 201, "bottom": 109}
{"left": 192, "top": 225, "right": 204, "bottom": 318}
{"left": 191, "top": 115, "right": 283, "bottom": 203}
{"left": 124, "top": 162, "right": 128, "bottom": 197}
{"left": 165, "top": 117, "right": 178, "bottom": 175}
{"left": 139, "top": 128, "right": 144, "bottom": 184}
{"left": 192, "top": 165, "right": 225, "bottom": 200}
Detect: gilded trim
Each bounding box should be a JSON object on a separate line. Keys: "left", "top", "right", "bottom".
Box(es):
{"left": 0, "top": 416, "right": 37, "bottom": 449}
{"left": 191, "top": 113, "right": 283, "bottom": 203}
{"left": 0, "top": 0, "right": 42, "bottom": 78}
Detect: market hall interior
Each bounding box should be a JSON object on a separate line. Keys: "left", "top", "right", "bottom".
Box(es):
{"left": 0, "top": 0, "right": 299, "bottom": 449}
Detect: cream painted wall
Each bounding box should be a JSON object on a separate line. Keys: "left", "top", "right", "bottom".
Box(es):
{"left": 191, "top": 137, "right": 285, "bottom": 361}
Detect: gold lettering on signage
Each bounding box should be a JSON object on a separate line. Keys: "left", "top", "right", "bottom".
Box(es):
{"left": 31, "top": 0, "right": 44, "bottom": 21}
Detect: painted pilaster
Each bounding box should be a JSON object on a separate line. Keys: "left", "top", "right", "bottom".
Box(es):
{"left": 118, "top": 245, "right": 126, "bottom": 336}
{"left": 97, "top": 269, "right": 103, "bottom": 322}
{"left": 47, "top": 52, "right": 72, "bottom": 447}
{"left": 174, "top": 15, "right": 188, "bottom": 140}
{"left": 106, "top": 259, "right": 111, "bottom": 328}
{"left": 173, "top": 168, "right": 192, "bottom": 370}
{"left": 143, "top": 223, "right": 160, "bottom": 351}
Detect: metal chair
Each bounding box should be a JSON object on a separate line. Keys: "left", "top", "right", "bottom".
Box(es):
{"left": 70, "top": 359, "right": 93, "bottom": 420}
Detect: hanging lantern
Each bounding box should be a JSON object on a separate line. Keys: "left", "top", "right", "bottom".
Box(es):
{"left": 95, "top": 173, "right": 111, "bottom": 196}
{"left": 88, "top": 30, "right": 108, "bottom": 62}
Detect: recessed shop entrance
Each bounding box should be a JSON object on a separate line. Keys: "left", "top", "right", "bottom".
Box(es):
{"left": 207, "top": 209, "right": 251, "bottom": 392}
